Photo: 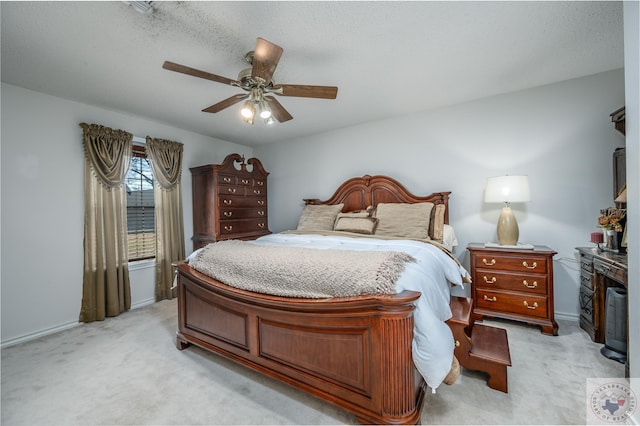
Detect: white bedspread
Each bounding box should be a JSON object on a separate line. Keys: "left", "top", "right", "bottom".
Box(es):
{"left": 247, "top": 232, "right": 470, "bottom": 391}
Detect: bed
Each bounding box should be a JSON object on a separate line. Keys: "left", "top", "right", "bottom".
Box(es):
{"left": 176, "top": 174, "right": 467, "bottom": 425}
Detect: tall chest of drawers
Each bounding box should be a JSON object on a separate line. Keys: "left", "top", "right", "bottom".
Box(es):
{"left": 190, "top": 153, "right": 270, "bottom": 250}
{"left": 468, "top": 243, "right": 558, "bottom": 335}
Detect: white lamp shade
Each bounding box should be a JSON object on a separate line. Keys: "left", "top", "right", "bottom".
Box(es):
{"left": 484, "top": 175, "right": 531, "bottom": 203}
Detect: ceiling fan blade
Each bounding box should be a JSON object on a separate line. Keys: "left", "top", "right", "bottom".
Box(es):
{"left": 265, "top": 96, "right": 293, "bottom": 122}
{"left": 163, "top": 61, "right": 238, "bottom": 86}
{"left": 202, "top": 94, "right": 248, "bottom": 113}
{"left": 272, "top": 84, "right": 338, "bottom": 99}
{"left": 251, "top": 38, "right": 283, "bottom": 84}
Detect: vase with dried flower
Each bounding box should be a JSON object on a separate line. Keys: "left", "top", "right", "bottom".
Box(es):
{"left": 597, "top": 207, "right": 626, "bottom": 252}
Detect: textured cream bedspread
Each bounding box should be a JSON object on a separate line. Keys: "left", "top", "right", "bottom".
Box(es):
{"left": 189, "top": 239, "right": 416, "bottom": 298}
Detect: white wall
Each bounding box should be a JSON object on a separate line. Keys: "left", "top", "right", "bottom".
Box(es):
{"left": 0, "top": 83, "right": 252, "bottom": 345}
{"left": 255, "top": 69, "right": 625, "bottom": 320}
{"left": 623, "top": 0, "right": 639, "bottom": 387}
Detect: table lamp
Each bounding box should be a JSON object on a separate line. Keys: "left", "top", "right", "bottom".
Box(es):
{"left": 485, "top": 175, "right": 531, "bottom": 245}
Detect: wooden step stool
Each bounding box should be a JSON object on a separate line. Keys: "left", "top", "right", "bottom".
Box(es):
{"left": 447, "top": 296, "right": 512, "bottom": 392}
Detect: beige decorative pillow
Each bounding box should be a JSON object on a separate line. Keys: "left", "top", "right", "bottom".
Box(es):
{"left": 334, "top": 216, "right": 379, "bottom": 234}
{"left": 335, "top": 211, "right": 371, "bottom": 219}
{"left": 373, "top": 202, "right": 434, "bottom": 239}
{"left": 429, "top": 204, "right": 446, "bottom": 242}
{"left": 296, "top": 204, "right": 344, "bottom": 231}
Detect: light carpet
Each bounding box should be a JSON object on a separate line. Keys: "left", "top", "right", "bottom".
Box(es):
{"left": 1, "top": 299, "right": 625, "bottom": 425}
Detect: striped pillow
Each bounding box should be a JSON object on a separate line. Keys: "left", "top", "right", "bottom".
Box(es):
{"left": 296, "top": 204, "right": 344, "bottom": 231}
{"left": 373, "top": 202, "right": 433, "bottom": 239}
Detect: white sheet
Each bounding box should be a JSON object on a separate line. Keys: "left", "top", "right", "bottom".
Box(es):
{"left": 246, "top": 232, "right": 470, "bottom": 391}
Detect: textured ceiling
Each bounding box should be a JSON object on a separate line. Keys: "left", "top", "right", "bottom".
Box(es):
{"left": 1, "top": 1, "right": 624, "bottom": 146}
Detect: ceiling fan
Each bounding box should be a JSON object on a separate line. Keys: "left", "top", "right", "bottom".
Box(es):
{"left": 162, "top": 37, "right": 338, "bottom": 124}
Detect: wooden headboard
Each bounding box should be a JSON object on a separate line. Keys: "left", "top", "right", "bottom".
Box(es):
{"left": 303, "top": 174, "right": 451, "bottom": 224}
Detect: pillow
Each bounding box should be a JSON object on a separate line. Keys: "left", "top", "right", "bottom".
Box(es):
{"left": 335, "top": 210, "right": 371, "bottom": 220}
{"left": 334, "top": 216, "right": 379, "bottom": 234}
{"left": 429, "top": 204, "right": 446, "bottom": 242}
{"left": 373, "top": 202, "right": 434, "bottom": 239}
{"left": 296, "top": 204, "right": 344, "bottom": 231}
{"left": 442, "top": 224, "right": 458, "bottom": 252}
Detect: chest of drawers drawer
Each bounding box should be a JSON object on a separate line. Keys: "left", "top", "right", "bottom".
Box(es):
{"left": 476, "top": 288, "right": 548, "bottom": 319}
{"left": 219, "top": 219, "right": 268, "bottom": 235}
{"left": 472, "top": 270, "right": 547, "bottom": 294}
{"left": 473, "top": 253, "right": 548, "bottom": 274}
{"left": 219, "top": 207, "right": 267, "bottom": 220}
{"left": 219, "top": 195, "right": 267, "bottom": 208}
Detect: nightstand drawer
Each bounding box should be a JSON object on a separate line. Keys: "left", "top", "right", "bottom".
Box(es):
{"left": 476, "top": 289, "right": 548, "bottom": 319}
{"left": 473, "top": 270, "right": 547, "bottom": 295}
{"left": 472, "top": 253, "right": 548, "bottom": 274}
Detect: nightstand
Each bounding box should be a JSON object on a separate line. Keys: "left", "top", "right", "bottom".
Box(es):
{"left": 467, "top": 243, "right": 558, "bottom": 335}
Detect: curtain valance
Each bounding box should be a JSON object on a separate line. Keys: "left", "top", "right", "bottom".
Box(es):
{"left": 145, "top": 137, "right": 183, "bottom": 191}
{"left": 80, "top": 123, "right": 132, "bottom": 189}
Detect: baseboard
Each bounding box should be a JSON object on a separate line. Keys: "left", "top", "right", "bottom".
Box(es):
{"left": 555, "top": 312, "right": 580, "bottom": 322}
{"left": 131, "top": 297, "right": 156, "bottom": 310}
{"left": 1, "top": 298, "right": 158, "bottom": 349}
{"left": 1, "top": 321, "right": 79, "bottom": 349}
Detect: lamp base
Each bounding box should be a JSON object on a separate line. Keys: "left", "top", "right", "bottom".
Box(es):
{"left": 496, "top": 206, "right": 519, "bottom": 245}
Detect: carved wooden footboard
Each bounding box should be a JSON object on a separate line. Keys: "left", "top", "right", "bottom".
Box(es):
{"left": 176, "top": 264, "right": 427, "bottom": 425}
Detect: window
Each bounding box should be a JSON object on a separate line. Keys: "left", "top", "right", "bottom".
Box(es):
{"left": 125, "top": 144, "right": 155, "bottom": 261}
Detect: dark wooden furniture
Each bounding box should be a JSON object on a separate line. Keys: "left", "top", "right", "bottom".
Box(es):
{"left": 176, "top": 175, "right": 452, "bottom": 425}
{"left": 576, "top": 247, "right": 628, "bottom": 342}
{"left": 468, "top": 243, "right": 558, "bottom": 335}
{"left": 190, "top": 153, "right": 270, "bottom": 250}
{"left": 610, "top": 106, "right": 625, "bottom": 136}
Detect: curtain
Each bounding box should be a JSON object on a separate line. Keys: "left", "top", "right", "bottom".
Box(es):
{"left": 79, "top": 123, "right": 133, "bottom": 322}
{"left": 145, "top": 137, "right": 185, "bottom": 301}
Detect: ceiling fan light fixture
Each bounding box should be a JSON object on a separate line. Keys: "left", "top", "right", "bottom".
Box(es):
{"left": 259, "top": 100, "right": 272, "bottom": 119}
{"left": 240, "top": 100, "right": 255, "bottom": 119}
{"left": 163, "top": 37, "right": 338, "bottom": 126}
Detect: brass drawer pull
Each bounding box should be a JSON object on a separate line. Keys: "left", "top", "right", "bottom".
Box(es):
{"left": 257, "top": 200, "right": 265, "bottom": 206}
{"left": 253, "top": 189, "right": 261, "bottom": 195}
{"left": 257, "top": 181, "right": 264, "bottom": 186}
{"left": 223, "top": 177, "right": 231, "bottom": 183}
{"left": 258, "top": 223, "right": 265, "bottom": 229}
{"left": 224, "top": 225, "right": 233, "bottom": 231}
{"left": 223, "top": 212, "right": 233, "bottom": 217}
{"left": 241, "top": 179, "right": 249, "bottom": 185}
{"left": 258, "top": 211, "right": 265, "bottom": 216}
{"left": 523, "top": 280, "right": 538, "bottom": 289}
{"left": 455, "top": 340, "right": 460, "bottom": 348}
{"left": 227, "top": 188, "right": 237, "bottom": 194}
{"left": 223, "top": 199, "right": 232, "bottom": 205}
{"left": 523, "top": 301, "right": 538, "bottom": 309}
{"left": 522, "top": 261, "right": 537, "bottom": 269}
{"left": 483, "top": 295, "right": 497, "bottom": 302}
{"left": 482, "top": 258, "right": 496, "bottom": 266}
{"left": 483, "top": 276, "right": 496, "bottom": 284}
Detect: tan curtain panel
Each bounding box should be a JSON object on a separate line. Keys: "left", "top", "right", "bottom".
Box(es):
{"left": 79, "top": 123, "right": 133, "bottom": 322}
{"left": 146, "top": 137, "right": 185, "bottom": 300}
